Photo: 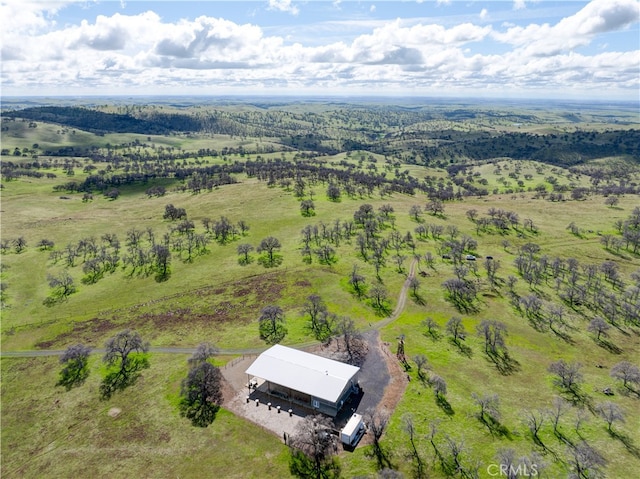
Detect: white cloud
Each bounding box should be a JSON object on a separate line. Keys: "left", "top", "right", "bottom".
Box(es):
{"left": 370, "top": 5, "right": 376, "bottom": 13}
{"left": 513, "top": 0, "right": 527, "bottom": 11}
{"left": 479, "top": 9, "right": 488, "bottom": 20}
{"left": 0, "top": 0, "right": 79, "bottom": 36}
{"left": 493, "top": 0, "right": 640, "bottom": 57}
{"left": 1, "top": 0, "right": 638, "bottom": 99}
{"left": 268, "top": 0, "right": 299, "bottom": 16}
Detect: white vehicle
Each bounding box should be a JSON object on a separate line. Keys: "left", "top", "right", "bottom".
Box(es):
{"left": 340, "top": 413, "right": 365, "bottom": 447}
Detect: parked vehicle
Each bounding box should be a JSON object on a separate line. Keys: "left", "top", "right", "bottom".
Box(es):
{"left": 340, "top": 413, "right": 365, "bottom": 447}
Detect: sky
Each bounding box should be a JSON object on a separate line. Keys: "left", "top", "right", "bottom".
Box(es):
{"left": 1, "top": 0, "right": 639, "bottom": 100}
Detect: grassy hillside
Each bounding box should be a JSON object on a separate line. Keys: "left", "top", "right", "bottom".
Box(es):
{"left": 1, "top": 100, "right": 639, "bottom": 478}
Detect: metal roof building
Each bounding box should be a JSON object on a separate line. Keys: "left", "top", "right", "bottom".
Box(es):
{"left": 245, "top": 345, "right": 360, "bottom": 416}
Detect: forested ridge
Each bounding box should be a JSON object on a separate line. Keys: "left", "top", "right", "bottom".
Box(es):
{"left": 2, "top": 106, "right": 207, "bottom": 134}
{"left": 4, "top": 105, "right": 639, "bottom": 166}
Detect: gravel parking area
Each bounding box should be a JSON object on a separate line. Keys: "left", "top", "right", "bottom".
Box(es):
{"left": 220, "top": 330, "right": 408, "bottom": 445}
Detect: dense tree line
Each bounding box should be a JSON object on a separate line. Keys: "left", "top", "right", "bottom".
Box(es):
{"left": 3, "top": 106, "right": 208, "bottom": 135}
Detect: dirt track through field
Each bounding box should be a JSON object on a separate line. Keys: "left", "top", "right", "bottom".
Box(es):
{"left": 0, "top": 259, "right": 418, "bottom": 358}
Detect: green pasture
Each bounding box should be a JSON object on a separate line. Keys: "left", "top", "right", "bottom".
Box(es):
{"left": 0, "top": 354, "right": 290, "bottom": 479}
{"left": 1, "top": 107, "right": 639, "bottom": 478}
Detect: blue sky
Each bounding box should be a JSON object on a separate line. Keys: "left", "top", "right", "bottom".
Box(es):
{"left": 1, "top": 0, "right": 639, "bottom": 99}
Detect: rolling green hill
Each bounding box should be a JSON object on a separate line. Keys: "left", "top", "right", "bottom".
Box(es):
{"left": 1, "top": 99, "right": 639, "bottom": 479}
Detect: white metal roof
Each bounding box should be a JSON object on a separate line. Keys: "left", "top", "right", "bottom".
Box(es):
{"left": 245, "top": 345, "right": 360, "bottom": 404}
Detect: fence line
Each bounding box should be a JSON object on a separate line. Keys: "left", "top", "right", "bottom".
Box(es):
{"left": 223, "top": 354, "right": 256, "bottom": 369}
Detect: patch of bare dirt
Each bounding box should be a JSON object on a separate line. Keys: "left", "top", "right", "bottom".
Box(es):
{"left": 108, "top": 407, "right": 122, "bottom": 418}
{"left": 36, "top": 271, "right": 291, "bottom": 347}
{"left": 35, "top": 317, "right": 116, "bottom": 349}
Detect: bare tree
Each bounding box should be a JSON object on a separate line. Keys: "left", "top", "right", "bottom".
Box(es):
{"left": 288, "top": 414, "right": 340, "bottom": 479}
{"left": 494, "top": 449, "right": 519, "bottom": 479}
{"left": 546, "top": 396, "right": 570, "bottom": 435}
{"left": 364, "top": 408, "right": 391, "bottom": 471}
{"left": 348, "top": 264, "right": 366, "bottom": 297}
{"left": 421, "top": 317, "right": 440, "bottom": 339}
{"left": 442, "top": 278, "right": 477, "bottom": 312}
{"left": 402, "top": 414, "right": 425, "bottom": 478}
{"left": 446, "top": 316, "right": 466, "bottom": 344}
{"left": 567, "top": 441, "right": 606, "bottom": 479}
{"left": 442, "top": 435, "right": 467, "bottom": 477}
{"left": 300, "top": 199, "right": 315, "bottom": 217}
{"left": 610, "top": 361, "right": 640, "bottom": 390}
{"left": 409, "top": 204, "right": 423, "bottom": 221}
{"left": 466, "top": 209, "right": 478, "bottom": 222}
{"left": 604, "top": 196, "right": 619, "bottom": 208}
{"left": 476, "top": 320, "right": 507, "bottom": 355}
{"left": 236, "top": 243, "right": 253, "bottom": 264}
{"left": 413, "top": 354, "right": 430, "bottom": 380}
{"left": 574, "top": 408, "right": 590, "bottom": 436}
{"left": 302, "top": 294, "right": 325, "bottom": 327}
{"left": 369, "top": 284, "right": 388, "bottom": 310}
{"left": 334, "top": 316, "right": 367, "bottom": 366}
{"left": 426, "top": 198, "right": 445, "bottom": 216}
{"left": 257, "top": 236, "right": 281, "bottom": 266}
{"left": 587, "top": 317, "right": 610, "bottom": 341}
{"left": 595, "top": 401, "right": 625, "bottom": 432}
{"left": 548, "top": 360, "right": 583, "bottom": 394}
{"left": 101, "top": 329, "right": 149, "bottom": 398}
{"left": 431, "top": 374, "right": 447, "bottom": 397}
{"left": 188, "top": 342, "right": 219, "bottom": 366}
{"left": 523, "top": 409, "right": 545, "bottom": 443}
{"left": 408, "top": 276, "right": 421, "bottom": 298}
{"left": 258, "top": 305, "right": 287, "bottom": 344}
{"left": 13, "top": 236, "right": 27, "bottom": 253}
{"left": 471, "top": 393, "right": 501, "bottom": 422}
{"left": 57, "top": 343, "right": 91, "bottom": 390}
{"left": 46, "top": 272, "right": 76, "bottom": 300}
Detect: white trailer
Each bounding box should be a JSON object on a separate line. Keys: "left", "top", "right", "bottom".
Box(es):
{"left": 340, "top": 413, "right": 365, "bottom": 447}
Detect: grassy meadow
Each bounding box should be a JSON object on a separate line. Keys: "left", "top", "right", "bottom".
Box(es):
{"left": 1, "top": 103, "right": 639, "bottom": 478}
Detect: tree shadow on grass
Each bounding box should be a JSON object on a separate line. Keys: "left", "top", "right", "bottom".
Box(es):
{"left": 609, "top": 429, "right": 640, "bottom": 459}
{"left": 561, "top": 388, "right": 592, "bottom": 410}
{"left": 594, "top": 338, "right": 623, "bottom": 354}
{"left": 449, "top": 338, "right": 472, "bottom": 358}
{"left": 238, "top": 256, "right": 254, "bottom": 266}
{"left": 57, "top": 366, "right": 90, "bottom": 391}
{"left": 554, "top": 428, "right": 574, "bottom": 447}
{"left": 618, "top": 384, "right": 640, "bottom": 399}
{"left": 289, "top": 449, "right": 341, "bottom": 479}
{"left": 258, "top": 255, "right": 284, "bottom": 268}
{"left": 100, "top": 357, "right": 149, "bottom": 400}
{"left": 180, "top": 400, "right": 220, "bottom": 428}
{"left": 154, "top": 271, "right": 171, "bottom": 283}
{"left": 364, "top": 444, "right": 395, "bottom": 471}
{"left": 100, "top": 370, "right": 141, "bottom": 400}
{"left": 480, "top": 415, "right": 512, "bottom": 439}
{"left": 486, "top": 351, "right": 521, "bottom": 375}
{"left": 435, "top": 394, "right": 454, "bottom": 416}
{"left": 423, "top": 330, "right": 442, "bottom": 342}
{"left": 550, "top": 327, "right": 575, "bottom": 345}
{"left": 371, "top": 303, "right": 393, "bottom": 317}
{"left": 411, "top": 293, "right": 426, "bottom": 306}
